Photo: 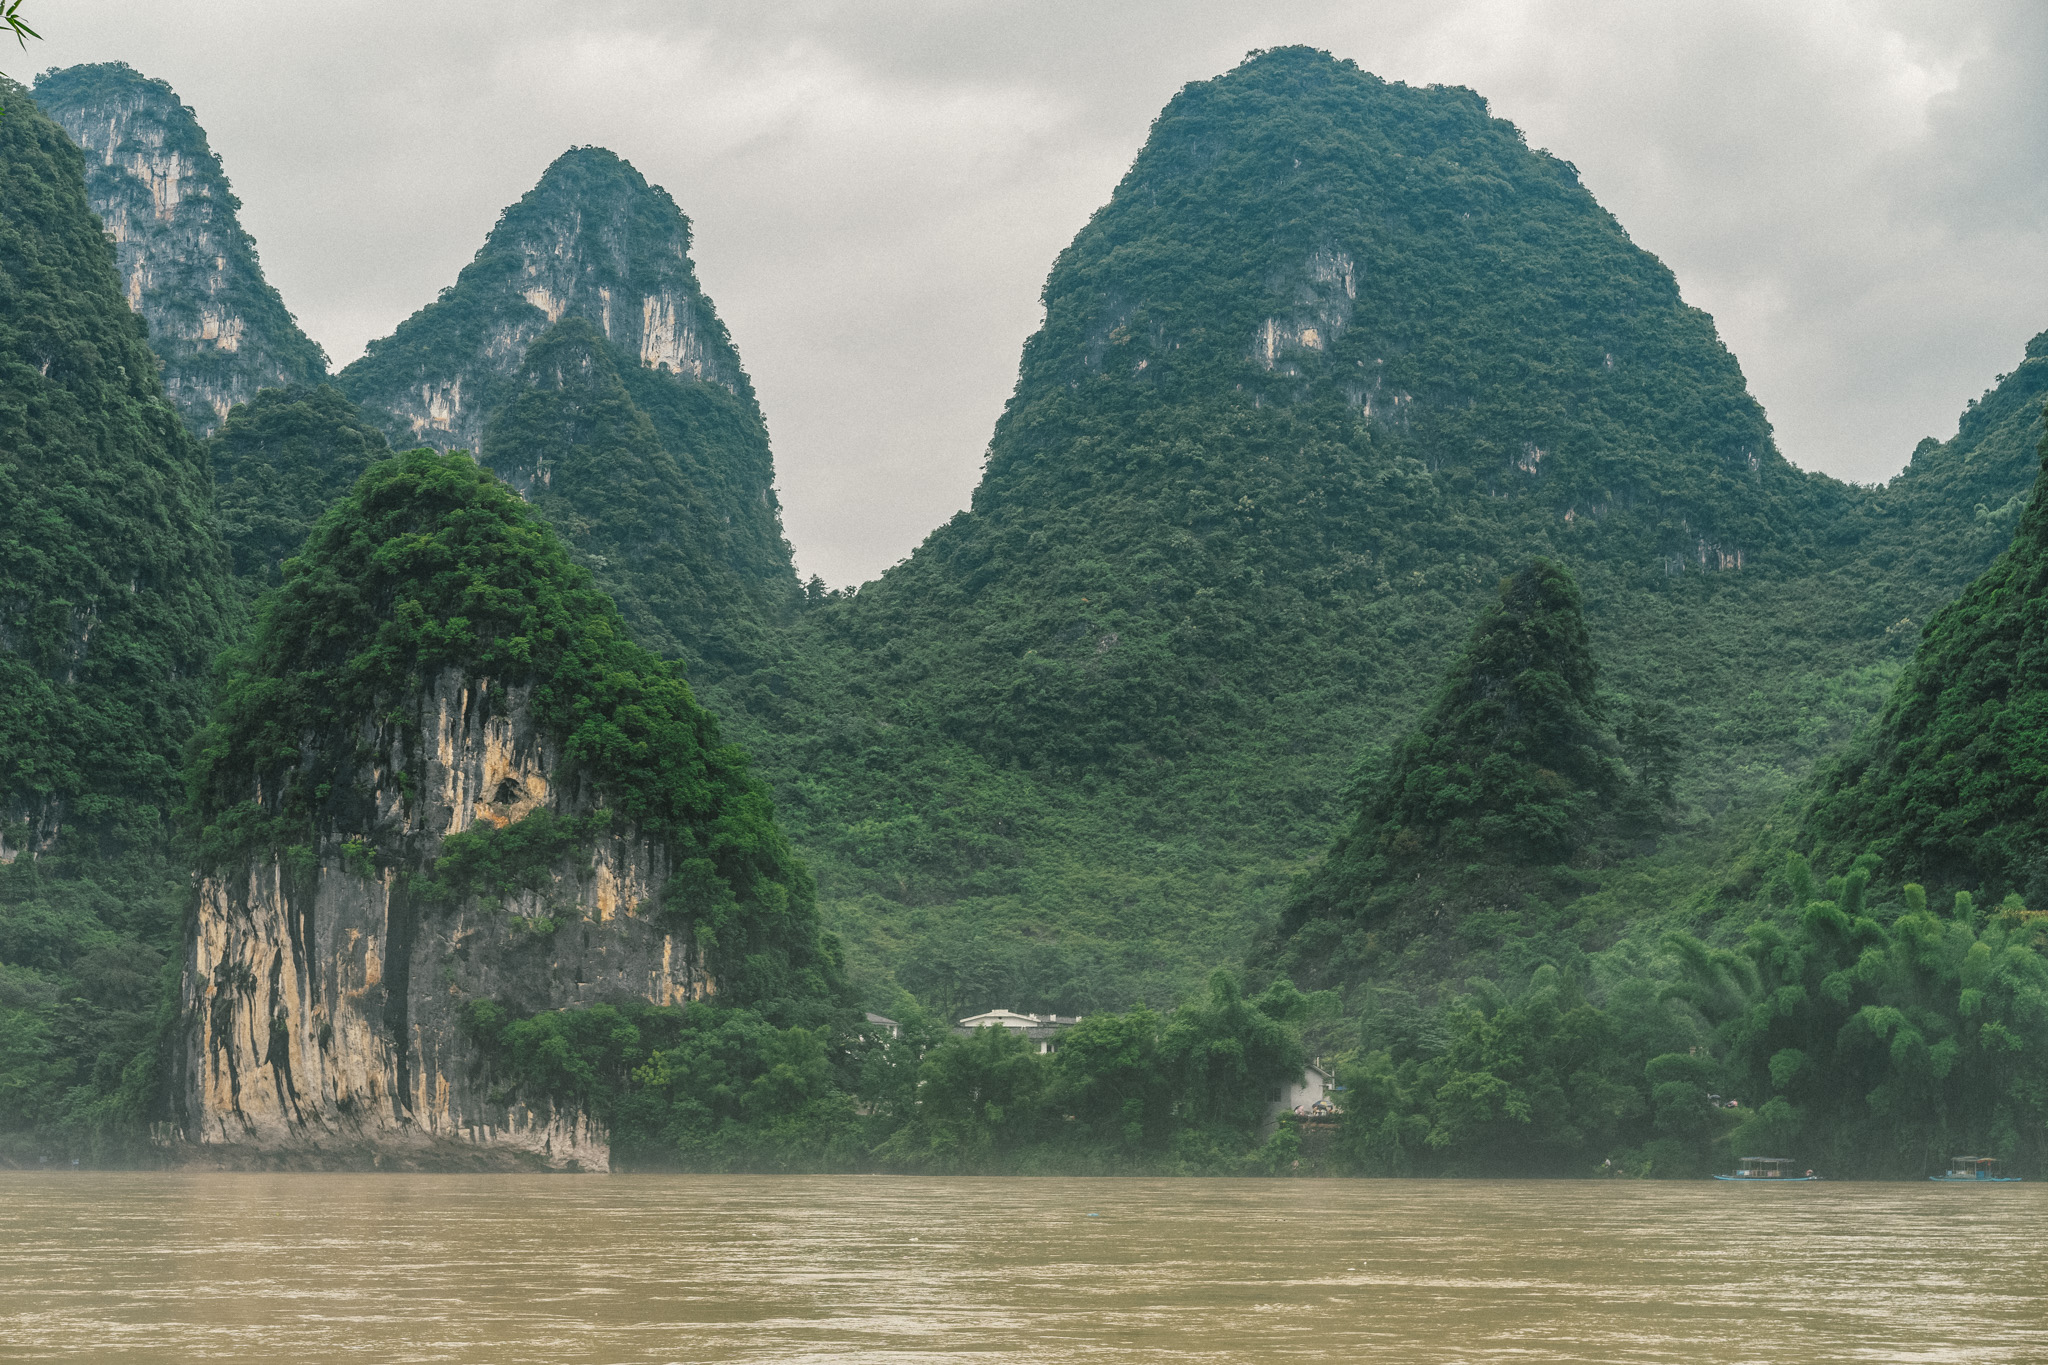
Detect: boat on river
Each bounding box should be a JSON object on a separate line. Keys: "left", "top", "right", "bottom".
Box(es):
{"left": 1714, "top": 1157, "right": 1818, "bottom": 1182}
{"left": 1930, "top": 1156, "right": 2021, "bottom": 1183}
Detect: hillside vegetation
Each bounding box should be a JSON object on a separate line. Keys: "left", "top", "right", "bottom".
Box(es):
{"left": 337, "top": 147, "right": 801, "bottom": 682}
{"left": 722, "top": 48, "right": 1952, "bottom": 1016}
{"left": 0, "top": 77, "right": 236, "bottom": 1159}
{"left": 2, "top": 49, "right": 2045, "bottom": 1176}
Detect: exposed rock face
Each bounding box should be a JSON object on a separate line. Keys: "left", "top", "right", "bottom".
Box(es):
{"left": 337, "top": 148, "right": 800, "bottom": 675}
{"left": 33, "top": 63, "right": 328, "bottom": 435}
{"left": 339, "top": 147, "right": 743, "bottom": 455}
{"left": 176, "top": 670, "right": 712, "bottom": 1170}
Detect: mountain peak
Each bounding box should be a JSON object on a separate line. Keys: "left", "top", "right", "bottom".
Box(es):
{"left": 340, "top": 146, "right": 744, "bottom": 453}
{"left": 32, "top": 62, "right": 328, "bottom": 435}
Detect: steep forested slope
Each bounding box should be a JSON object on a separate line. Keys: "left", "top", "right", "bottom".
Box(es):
{"left": 209, "top": 384, "right": 392, "bottom": 599}
{"left": 734, "top": 48, "right": 1895, "bottom": 1013}
{"left": 1805, "top": 432, "right": 2048, "bottom": 902}
{"left": 32, "top": 63, "right": 328, "bottom": 435}
{"left": 0, "top": 75, "right": 236, "bottom": 1156}
{"left": 337, "top": 148, "right": 800, "bottom": 677}
{"left": 1848, "top": 330, "right": 2048, "bottom": 634}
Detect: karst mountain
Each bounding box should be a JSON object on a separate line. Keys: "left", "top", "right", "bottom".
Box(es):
{"left": 338, "top": 147, "right": 801, "bottom": 677}
{"left": 746, "top": 47, "right": 1956, "bottom": 1011}
{"left": 3, "top": 46, "right": 2046, "bottom": 1170}
{"left": 179, "top": 449, "right": 836, "bottom": 1167}
{"left": 32, "top": 63, "right": 328, "bottom": 435}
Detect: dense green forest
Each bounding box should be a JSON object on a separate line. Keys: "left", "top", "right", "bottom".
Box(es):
{"left": 189, "top": 446, "right": 841, "bottom": 1017}
{"left": 2, "top": 49, "right": 2045, "bottom": 1177}
{"left": 0, "top": 76, "right": 234, "bottom": 1160}
{"left": 724, "top": 48, "right": 2025, "bottom": 1021}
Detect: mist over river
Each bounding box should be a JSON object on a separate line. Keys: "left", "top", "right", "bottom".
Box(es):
{"left": 2, "top": 1175, "right": 2044, "bottom": 1362}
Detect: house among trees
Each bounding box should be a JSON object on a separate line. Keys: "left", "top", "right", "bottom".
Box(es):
{"left": 1269, "top": 1062, "right": 1338, "bottom": 1122}
{"left": 955, "top": 1009, "right": 1082, "bottom": 1054}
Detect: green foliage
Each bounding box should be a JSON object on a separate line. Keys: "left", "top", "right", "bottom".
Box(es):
{"left": 1336, "top": 558, "right": 1627, "bottom": 865}
{"left": 1332, "top": 857, "right": 2048, "bottom": 1179}
{"left": 0, "top": 75, "right": 232, "bottom": 1161}
{"left": 186, "top": 447, "right": 834, "bottom": 1015}
{"left": 1680, "top": 859, "right": 2048, "bottom": 1176}
{"left": 2, "top": 1, "right": 37, "bottom": 51}
{"left": 1265, "top": 560, "right": 1673, "bottom": 992}
{"left": 0, "top": 74, "right": 234, "bottom": 828}
{"left": 457, "top": 970, "right": 1318, "bottom": 1174}
{"left": 875, "top": 970, "right": 1314, "bottom": 1173}
{"left": 1804, "top": 428, "right": 2048, "bottom": 904}
{"left": 480, "top": 317, "right": 795, "bottom": 676}
{"left": 209, "top": 385, "right": 389, "bottom": 597}
{"left": 410, "top": 809, "right": 599, "bottom": 908}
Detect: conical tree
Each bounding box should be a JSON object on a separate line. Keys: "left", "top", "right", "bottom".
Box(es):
{"left": 1804, "top": 428, "right": 2048, "bottom": 902}
{"left": 1340, "top": 558, "right": 1623, "bottom": 869}
{"left": 1365, "top": 558, "right": 1624, "bottom": 861}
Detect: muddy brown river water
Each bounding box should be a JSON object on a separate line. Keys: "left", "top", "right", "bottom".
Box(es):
{"left": 1, "top": 1173, "right": 2042, "bottom": 1362}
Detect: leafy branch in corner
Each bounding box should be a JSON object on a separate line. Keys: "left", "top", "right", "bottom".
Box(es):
{"left": 0, "top": 0, "right": 38, "bottom": 118}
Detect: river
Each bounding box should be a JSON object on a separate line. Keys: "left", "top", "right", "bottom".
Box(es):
{"left": 1, "top": 1174, "right": 2042, "bottom": 1361}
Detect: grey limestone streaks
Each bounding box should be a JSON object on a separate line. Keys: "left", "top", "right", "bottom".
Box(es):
{"left": 336, "top": 146, "right": 743, "bottom": 455}
{"left": 33, "top": 63, "right": 328, "bottom": 436}
{"left": 173, "top": 669, "right": 712, "bottom": 1171}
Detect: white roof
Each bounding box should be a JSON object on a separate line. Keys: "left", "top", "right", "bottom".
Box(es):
{"left": 957, "top": 1009, "right": 1079, "bottom": 1029}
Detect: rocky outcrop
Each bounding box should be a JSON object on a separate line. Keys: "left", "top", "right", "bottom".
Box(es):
{"left": 33, "top": 63, "right": 328, "bottom": 435}
{"left": 174, "top": 669, "right": 712, "bottom": 1171}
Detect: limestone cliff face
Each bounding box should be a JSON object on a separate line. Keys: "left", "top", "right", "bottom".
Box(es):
{"left": 175, "top": 669, "right": 712, "bottom": 1170}
{"left": 338, "top": 147, "right": 744, "bottom": 456}
{"left": 33, "top": 63, "right": 328, "bottom": 435}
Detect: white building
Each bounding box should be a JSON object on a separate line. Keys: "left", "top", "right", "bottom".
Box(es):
{"left": 1267, "top": 1062, "right": 1338, "bottom": 1121}
{"left": 955, "top": 1009, "right": 1082, "bottom": 1054}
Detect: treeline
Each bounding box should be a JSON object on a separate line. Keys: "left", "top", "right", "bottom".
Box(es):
{"left": 1342, "top": 858, "right": 2048, "bottom": 1179}
{"left": 462, "top": 852, "right": 2048, "bottom": 1180}
{"left": 467, "top": 971, "right": 1322, "bottom": 1175}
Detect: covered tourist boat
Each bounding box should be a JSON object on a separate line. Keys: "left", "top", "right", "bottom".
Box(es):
{"left": 1930, "top": 1156, "right": 2021, "bottom": 1183}
{"left": 1714, "top": 1157, "right": 1818, "bottom": 1182}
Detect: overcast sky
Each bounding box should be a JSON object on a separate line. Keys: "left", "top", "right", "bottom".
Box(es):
{"left": 16, "top": 1, "right": 2048, "bottom": 586}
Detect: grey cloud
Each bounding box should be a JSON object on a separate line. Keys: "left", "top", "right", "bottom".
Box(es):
{"left": 14, "top": 0, "right": 2047, "bottom": 584}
